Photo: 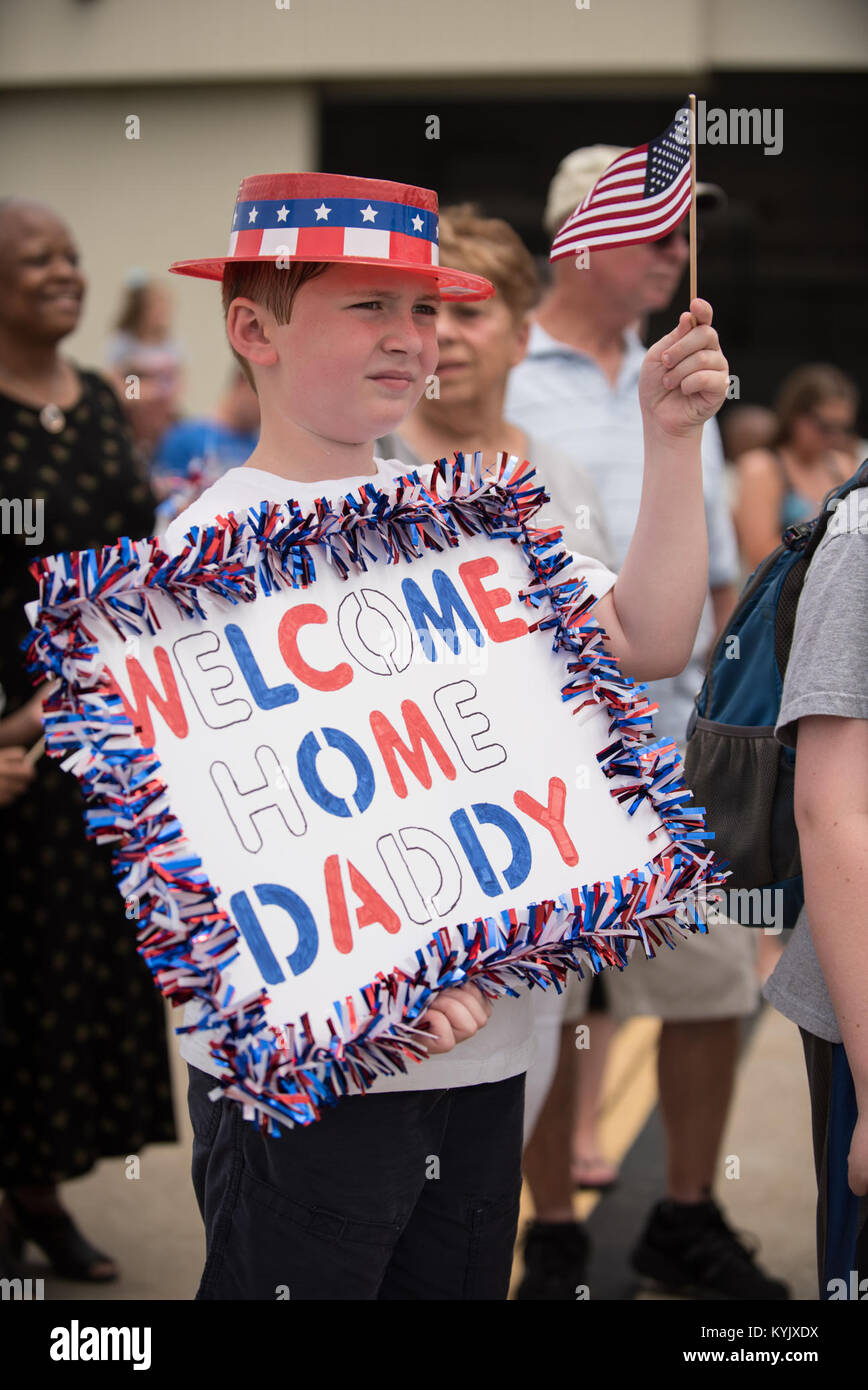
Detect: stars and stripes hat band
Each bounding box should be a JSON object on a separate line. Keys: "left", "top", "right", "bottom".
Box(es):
{"left": 168, "top": 171, "right": 494, "bottom": 300}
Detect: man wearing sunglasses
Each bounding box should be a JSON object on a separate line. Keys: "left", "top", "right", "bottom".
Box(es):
{"left": 507, "top": 143, "right": 788, "bottom": 1303}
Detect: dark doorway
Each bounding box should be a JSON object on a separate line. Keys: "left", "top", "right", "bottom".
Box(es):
{"left": 322, "top": 72, "right": 867, "bottom": 433}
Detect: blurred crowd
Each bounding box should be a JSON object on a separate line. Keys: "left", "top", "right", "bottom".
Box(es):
{"left": 0, "top": 139, "right": 863, "bottom": 1302}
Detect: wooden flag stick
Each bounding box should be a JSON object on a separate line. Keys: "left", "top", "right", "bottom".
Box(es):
{"left": 25, "top": 734, "right": 45, "bottom": 765}
{"left": 688, "top": 92, "right": 698, "bottom": 313}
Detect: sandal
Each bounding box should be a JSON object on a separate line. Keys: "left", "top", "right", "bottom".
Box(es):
{"left": 4, "top": 1194, "right": 118, "bottom": 1283}
{"left": 571, "top": 1155, "right": 620, "bottom": 1191}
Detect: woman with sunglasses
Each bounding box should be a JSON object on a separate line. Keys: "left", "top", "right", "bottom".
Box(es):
{"left": 734, "top": 363, "right": 861, "bottom": 571}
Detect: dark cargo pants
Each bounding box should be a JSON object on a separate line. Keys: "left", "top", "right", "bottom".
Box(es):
{"left": 800, "top": 1028, "right": 868, "bottom": 1298}
{"left": 187, "top": 1062, "right": 525, "bottom": 1300}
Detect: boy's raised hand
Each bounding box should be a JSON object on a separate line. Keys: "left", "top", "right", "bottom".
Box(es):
{"left": 639, "top": 297, "right": 729, "bottom": 439}
{"left": 415, "top": 982, "right": 492, "bottom": 1055}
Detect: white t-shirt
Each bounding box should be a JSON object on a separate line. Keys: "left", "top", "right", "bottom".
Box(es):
{"left": 161, "top": 457, "right": 617, "bottom": 1092}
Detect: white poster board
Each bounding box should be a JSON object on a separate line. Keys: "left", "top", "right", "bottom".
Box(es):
{"left": 27, "top": 458, "right": 723, "bottom": 1129}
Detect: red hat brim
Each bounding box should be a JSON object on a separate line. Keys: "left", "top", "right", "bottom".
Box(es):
{"left": 168, "top": 254, "right": 495, "bottom": 301}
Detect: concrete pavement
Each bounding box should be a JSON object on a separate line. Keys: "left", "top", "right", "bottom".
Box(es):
{"left": 26, "top": 998, "right": 818, "bottom": 1301}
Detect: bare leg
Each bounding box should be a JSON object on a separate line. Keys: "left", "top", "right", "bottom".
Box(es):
{"left": 523, "top": 1020, "right": 577, "bottom": 1222}
{"left": 572, "top": 1010, "right": 620, "bottom": 1184}
{"left": 658, "top": 1017, "right": 741, "bottom": 1202}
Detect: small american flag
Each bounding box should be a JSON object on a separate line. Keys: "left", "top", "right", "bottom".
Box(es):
{"left": 550, "top": 105, "right": 692, "bottom": 262}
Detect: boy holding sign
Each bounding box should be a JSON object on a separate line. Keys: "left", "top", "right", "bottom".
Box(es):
{"left": 164, "top": 172, "right": 729, "bottom": 1300}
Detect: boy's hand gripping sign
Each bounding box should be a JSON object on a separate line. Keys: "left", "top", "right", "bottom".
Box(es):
{"left": 25, "top": 455, "right": 725, "bottom": 1132}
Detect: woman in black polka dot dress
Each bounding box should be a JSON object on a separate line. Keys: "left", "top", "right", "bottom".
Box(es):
{"left": 0, "top": 198, "right": 175, "bottom": 1281}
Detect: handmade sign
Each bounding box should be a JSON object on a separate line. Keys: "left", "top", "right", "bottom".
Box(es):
{"left": 25, "top": 454, "right": 726, "bottom": 1132}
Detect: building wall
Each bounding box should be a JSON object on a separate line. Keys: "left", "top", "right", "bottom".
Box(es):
{"left": 0, "top": 84, "right": 317, "bottom": 411}
{"left": 0, "top": 0, "right": 710, "bottom": 85}
{"left": 1, "top": 0, "right": 866, "bottom": 85}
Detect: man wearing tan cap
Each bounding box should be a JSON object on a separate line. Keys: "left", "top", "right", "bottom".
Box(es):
{"left": 508, "top": 146, "right": 788, "bottom": 1302}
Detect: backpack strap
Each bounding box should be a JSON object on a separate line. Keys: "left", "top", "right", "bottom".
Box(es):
{"left": 687, "top": 458, "right": 868, "bottom": 738}
{"left": 800, "top": 455, "right": 868, "bottom": 563}
{"left": 773, "top": 457, "right": 868, "bottom": 685}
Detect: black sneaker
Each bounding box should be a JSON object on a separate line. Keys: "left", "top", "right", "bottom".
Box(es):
{"left": 514, "top": 1219, "right": 591, "bottom": 1300}
{"left": 631, "top": 1197, "right": 790, "bottom": 1300}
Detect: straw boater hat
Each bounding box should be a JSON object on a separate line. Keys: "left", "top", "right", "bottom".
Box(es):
{"left": 169, "top": 171, "right": 495, "bottom": 301}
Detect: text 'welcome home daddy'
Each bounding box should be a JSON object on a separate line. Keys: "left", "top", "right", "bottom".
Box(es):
{"left": 106, "top": 551, "right": 591, "bottom": 990}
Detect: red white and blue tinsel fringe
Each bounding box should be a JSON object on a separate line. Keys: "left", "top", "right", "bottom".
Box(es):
{"left": 23, "top": 452, "right": 728, "bottom": 1133}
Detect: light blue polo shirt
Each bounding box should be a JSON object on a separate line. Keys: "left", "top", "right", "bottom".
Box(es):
{"left": 505, "top": 322, "right": 740, "bottom": 746}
